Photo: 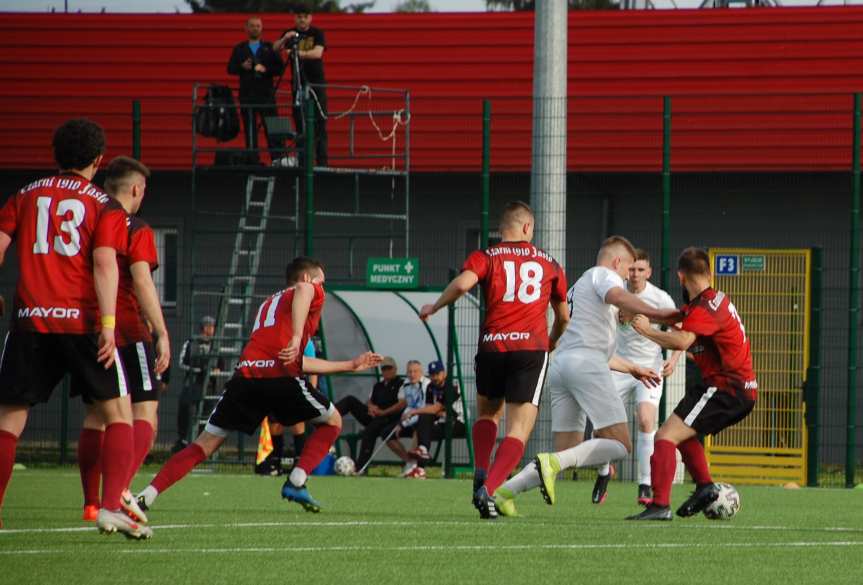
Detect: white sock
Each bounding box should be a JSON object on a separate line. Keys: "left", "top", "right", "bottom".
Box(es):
{"left": 556, "top": 438, "right": 628, "bottom": 470}
{"left": 637, "top": 430, "right": 655, "bottom": 486}
{"left": 500, "top": 461, "right": 541, "bottom": 496}
{"left": 139, "top": 485, "right": 159, "bottom": 508}
{"left": 597, "top": 463, "right": 611, "bottom": 477}
{"left": 289, "top": 466, "right": 308, "bottom": 488}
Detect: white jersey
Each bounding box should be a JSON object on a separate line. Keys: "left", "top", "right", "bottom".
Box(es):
{"left": 556, "top": 266, "right": 625, "bottom": 360}
{"left": 615, "top": 281, "right": 677, "bottom": 369}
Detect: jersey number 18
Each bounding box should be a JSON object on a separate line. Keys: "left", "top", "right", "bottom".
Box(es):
{"left": 502, "top": 260, "right": 543, "bottom": 304}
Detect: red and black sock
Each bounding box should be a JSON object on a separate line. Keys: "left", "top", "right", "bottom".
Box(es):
{"left": 0, "top": 430, "right": 18, "bottom": 511}
{"left": 151, "top": 443, "right": 208, "bottom": 495}
{"left": 77, "top": 428, "right": 103, "bottom": 507}
{"left": 100, "top": 423, "right": 133, "bottom": 511}
{"left": 127, "top": 420, "right": 155, "bottom": 488}
{"left": 650, "top": 439, "right": 678, "bottom": 508}
{"left": 297, "top": 424, "right": 340, "bottom": 475}
{"left": 485, "top": 437, "right": 524, "bottom": 495}
{"left": 471, "top": 419, "right": 497, "bottom": 473}
{"left": 678, "top": 437, "right": 712, "bottom": 486}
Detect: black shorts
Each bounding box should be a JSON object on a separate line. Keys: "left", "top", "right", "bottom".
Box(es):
{"left": 118, "top": 341, "right": 160, "bottom": 403}
{"left": 0, "top": 330, "right": 129, "bottom": 406}
{"left": 206, "top": 375, "right": 334, "bottom": 436}
{"left": 673, "top": 383, "right": 756, "bottom": 436}
{"left": 475, "top": 350, "right": 549, "bottom": 406}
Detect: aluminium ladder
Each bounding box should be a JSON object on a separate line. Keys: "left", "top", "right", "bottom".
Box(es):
{"left": 194, "top": 174, "right": 278, "bottom": 431}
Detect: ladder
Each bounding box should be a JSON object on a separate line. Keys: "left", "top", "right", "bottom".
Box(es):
{"left": 194, "top": 174, "right": 277, "bottom": 431}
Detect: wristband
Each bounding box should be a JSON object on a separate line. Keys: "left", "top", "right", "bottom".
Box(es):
{"left": 101, "top": 315, "right": 116, "bottom": 329}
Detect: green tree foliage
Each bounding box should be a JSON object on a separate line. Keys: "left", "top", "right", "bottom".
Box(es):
{"left": 185, "top": 0, "right": 375, "bottom": 13}
{"left": 394, "top": 0, "right": 433, "bottom": 11}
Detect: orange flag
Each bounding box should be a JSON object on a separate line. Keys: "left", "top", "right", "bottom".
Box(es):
{"left": 256, "top": 417, "right": 274, "bottom": 465}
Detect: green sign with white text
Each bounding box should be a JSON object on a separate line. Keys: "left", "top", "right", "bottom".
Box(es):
{"left": 366, "top": 257, "right": 420, "bottom": 289}
{"left": 742, "top": 255, "right": 766, "bottom": 272}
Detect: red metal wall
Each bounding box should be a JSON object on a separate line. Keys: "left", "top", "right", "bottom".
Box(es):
{"left": 2, "top": 8, "right": 863, "bottom": 172}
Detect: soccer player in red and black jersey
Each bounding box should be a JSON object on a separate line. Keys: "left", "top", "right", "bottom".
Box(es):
{"left": 0, "top": 119, "right": 148, "bottom": 538}
{"left": 627, "top": 247, "right": 758, "bottom": 521}
{"left": 136, "top": 257, "right": 381, "bottom": 514}
{"left": 77, "top": 156, "right": 171, "bottom": 524}
{"left": 420, "top": 201, "right": 569, "bottom": 519}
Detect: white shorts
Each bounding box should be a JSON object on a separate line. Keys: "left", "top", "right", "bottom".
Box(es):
{"left": 611, "top": 370, "right": 662, "bottom": 408}
{"left": 548, "top": 349, "right": 627, "bottom": 433}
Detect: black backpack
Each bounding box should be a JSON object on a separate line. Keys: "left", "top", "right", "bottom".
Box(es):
{"left": 195, "top": 85, "right": 240, "bottom": 142}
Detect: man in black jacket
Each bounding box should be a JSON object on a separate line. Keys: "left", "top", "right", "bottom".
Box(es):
{"left": 227, "top": 16, "right": 284, "bottom": 164}
{"left": 336, "top": 356, "right": 404, "bottom": 472}
{"left": 274, "top": 8, "right": 328, "bottom": 166}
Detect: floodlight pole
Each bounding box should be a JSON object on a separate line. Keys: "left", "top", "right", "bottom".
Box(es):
{"left": 847, "top": 93, "right": 861, "bottom": 489}
{"left": 530, "top": 0, "right": 567, "bottom": 266}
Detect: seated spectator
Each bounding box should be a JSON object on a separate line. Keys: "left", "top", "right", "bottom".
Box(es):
{"left": 387, "top": 360, "right": 430, "bottom": 478}
{"left": 335, "top": 356, "right": 404, "bottom": 472}
{"left": 408, "top": 360, "right": 467, "bottom": 468}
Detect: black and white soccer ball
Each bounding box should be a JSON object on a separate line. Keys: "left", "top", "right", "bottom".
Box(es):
{"left": 703, "top": 482, "right": 740, "bottom": 520}
{"left": 334, "top": 456, "right": 356, "bottom": 476}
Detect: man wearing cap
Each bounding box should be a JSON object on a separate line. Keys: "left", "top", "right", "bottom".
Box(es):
{"left": 173, "top": 316, "right": 223, "bottom": 453}
{"left": 407, "top": 360, "right": 467, "bottom": 473}
{"left": 335, "top": 356, "right": 404, "bottom": 472}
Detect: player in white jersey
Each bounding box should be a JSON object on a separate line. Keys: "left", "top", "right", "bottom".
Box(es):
{"left": 494, "top": 236, "right": 680, "bottom": 516}
{"left": 591, "top": 249, "right": 681, "bottom": 506}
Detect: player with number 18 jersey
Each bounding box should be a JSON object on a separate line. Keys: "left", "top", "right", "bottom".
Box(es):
{"left": 463, "top": 241, "right": 568, "bottom": 404}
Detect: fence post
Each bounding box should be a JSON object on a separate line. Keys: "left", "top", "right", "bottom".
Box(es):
{"left": 481, "top": 100, "right": 491, "bottom": 249}
{"left": 658, "top": 95, "right": 672, "bottom": 422}
{"left": 847, "top": 93, "right": 861, "bottom": 488}
{"left": 806, "top": 247, "right": 823, "bottom": 487}
{"left": 480, "top": 100, "right": 491, "bottom": 329}
{"left": 445, "top": 294, "right": 456, "bottom": 479}
{"left": 132, "top": 99, "right": 142, "bottom": 161}
{"left": 304, "top": 94, "right": 316, "bottom": 256}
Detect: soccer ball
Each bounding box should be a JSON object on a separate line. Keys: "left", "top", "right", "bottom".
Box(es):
{"left": 334, "top": 456, "right": 356, "bottom": 476}
{"left": 703, "top": 482, "right": 741, "bottom": 520}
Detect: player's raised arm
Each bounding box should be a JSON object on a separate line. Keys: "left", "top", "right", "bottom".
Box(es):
{"left": 93, "top": 246, "right": 119, "bottom": 368}
{"left": 130, "top": 261, "right": 171, "bottom": 374}
{"left": 419, "top": 270, "right": 479, "bottom": 321}
{"left": 631, "top": 314, "right": 696, "bottom": 351}
{"left": 281, "top": 281, "right": 315, "bottom": 363}
{"left": 605, "top": 287, "right": 681, "bottom": 325}
{"left": 302, "top": 351, "right": 383, "bottom": 375}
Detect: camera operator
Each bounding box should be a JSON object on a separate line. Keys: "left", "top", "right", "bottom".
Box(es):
{"left": 274, "top": 7, "right": 328, "bottom": 166}
{"left": 227, "top": 16, "right": 284, "bottom": 164}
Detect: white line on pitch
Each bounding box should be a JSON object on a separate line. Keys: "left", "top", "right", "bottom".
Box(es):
{"left": 1, "top": 541, "right": 862, "bottom": 556}
{"left": 2, "top": 519, "right": 863, "bottom": 536}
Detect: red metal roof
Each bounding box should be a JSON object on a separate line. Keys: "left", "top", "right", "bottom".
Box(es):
{"left": 1, "top": 8, "right": 862, "bottom": 172}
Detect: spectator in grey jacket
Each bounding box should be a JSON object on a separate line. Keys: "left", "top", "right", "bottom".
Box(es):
{"left": 172, "top": 316, "right": 223, "bottom": 453}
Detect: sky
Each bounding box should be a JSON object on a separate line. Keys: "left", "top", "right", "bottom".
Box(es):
{"left": 0, "top": 0, "right": 857, "bottom": 12}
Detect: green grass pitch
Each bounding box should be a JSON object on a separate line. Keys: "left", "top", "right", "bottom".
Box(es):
{"left": 1, "top": 467, "right": 862, "bottom": 585}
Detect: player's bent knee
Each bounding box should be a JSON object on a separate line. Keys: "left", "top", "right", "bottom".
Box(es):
{"left": 311, "top": 403, "right": 340, "bottom": 428}
{"left": 195, "top": 430, "right": 225, "bottom": 456}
